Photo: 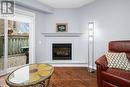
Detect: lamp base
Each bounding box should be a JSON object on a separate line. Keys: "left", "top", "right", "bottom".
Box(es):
{"left": 88, "top": 68, "right": 95, "bottom": 73}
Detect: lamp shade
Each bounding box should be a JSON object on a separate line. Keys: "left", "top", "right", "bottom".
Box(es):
{"left": 88, "top": 22, "right": 94, "bottom": 29}
{"left": 89, "top": 30, "right": 94, "bottom": 36}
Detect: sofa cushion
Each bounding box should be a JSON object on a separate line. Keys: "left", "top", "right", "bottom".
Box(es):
{"left": 109, "top": 41, "right": 130, "bottom": 52}
{"left": 103, "top": 81, "right": 117, "bottom": 87}
{"left": 102, "top": 68, "right": 130, "bottom": 86}
{"left": 105, "top": 52, "right": 130, "bottom": 71}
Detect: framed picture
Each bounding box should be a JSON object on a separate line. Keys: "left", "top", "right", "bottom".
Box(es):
{"left": 56, "top": 23, "right": 68, "bottom": 32}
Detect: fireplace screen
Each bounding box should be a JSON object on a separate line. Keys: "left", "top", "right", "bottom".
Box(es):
{"left": 52, "top": 43, "right": 72, "bottom": 60}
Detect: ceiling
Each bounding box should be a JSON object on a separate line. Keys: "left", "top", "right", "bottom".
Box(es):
{"left": 37, "top": 0, "right": 95, "bottom": 8}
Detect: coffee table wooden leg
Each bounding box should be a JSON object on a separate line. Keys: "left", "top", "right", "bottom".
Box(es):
{"left": 41, "top": 81, "right": 45, "bottom": 87}
{"left": 45, "top": 76, "right": 51, "bottom": 87}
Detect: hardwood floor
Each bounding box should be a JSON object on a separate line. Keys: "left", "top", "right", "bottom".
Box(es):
{"left": 0, "top": 67, "right": 97, "bottom": 87}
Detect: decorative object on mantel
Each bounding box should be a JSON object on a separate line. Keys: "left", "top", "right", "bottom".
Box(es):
{"left": 41, "top": 33, "right": 83, "bottom": 37}
{"left": 56, "top": 23, "right": 68, "bottom": 32}
{"left": 88, "top": 21, "right": 95, "bottom": 73}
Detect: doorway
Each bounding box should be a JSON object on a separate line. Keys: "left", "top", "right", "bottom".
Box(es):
{"left": 0, "top": 9, "right": 35, "bottom": 75}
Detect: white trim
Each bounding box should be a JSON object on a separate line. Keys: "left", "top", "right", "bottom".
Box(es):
{"left": 15, "top": 8, "right": 35, "bottom": 18}
{"left": 3, "top": 18, "right": 8, "bottom": 75}
{"left": 51, "top": 64, "right": 88, "bottom": 67}
{"left": 42, "top": 33, "right": 83, "bottom": 37}
{"left": 37, "top": 61, "right": 96, "bottom": 68}
{"left": 30, "top": 14, "right": 35, "bottom": 63}
{"left": 38, "top": 61, "right": 88, "bottom": 67}
{"left": 39, "top": 60, "right": 87, "bottom": 63}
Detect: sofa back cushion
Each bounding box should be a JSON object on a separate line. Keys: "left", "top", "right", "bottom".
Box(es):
{"left": 109, "top": 40, "right": 130, "bottom": 60}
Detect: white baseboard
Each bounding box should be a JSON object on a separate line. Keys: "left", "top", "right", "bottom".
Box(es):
{"left": 37, "top": 61, "right": 87, "bottom": 67}
{"left": 50, "top": 63, "right": 88, "bottom": 67}
{"left": 37, "top": 61, "right": 96, "bottom": 69}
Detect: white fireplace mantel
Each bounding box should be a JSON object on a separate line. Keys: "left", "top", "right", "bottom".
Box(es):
{"left": 40, "top": 33, "right": 87, "bottom": 67}
{"left": 42, "top": 33, "right": 83, "bottom": 37}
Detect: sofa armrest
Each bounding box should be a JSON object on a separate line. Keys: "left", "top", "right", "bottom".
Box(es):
{"left": 95, "top": 55, "right": 108, "bottom": 87}
{"left": 95, "top": 55, "right": 108, "bottom": 71}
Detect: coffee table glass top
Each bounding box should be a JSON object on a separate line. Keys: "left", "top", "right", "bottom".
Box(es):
{"left": 6, "top": 64, "right": 54, "bottom": 86}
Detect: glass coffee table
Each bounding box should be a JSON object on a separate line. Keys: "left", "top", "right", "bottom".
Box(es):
{"left": 6, "top": 64, "right": 54, "bottom": 87}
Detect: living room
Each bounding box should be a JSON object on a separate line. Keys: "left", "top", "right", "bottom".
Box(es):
{"left": 0, "top": 0, "right": 130, "bottom": 87}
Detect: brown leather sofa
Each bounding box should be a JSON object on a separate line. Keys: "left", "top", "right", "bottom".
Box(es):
{"left": 95, "top": 40, "right": 130, "bottom": 87}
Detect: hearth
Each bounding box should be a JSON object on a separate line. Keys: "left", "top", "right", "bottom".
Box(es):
{"left": 52, "top": 43, "right": 72, "bottom": 60}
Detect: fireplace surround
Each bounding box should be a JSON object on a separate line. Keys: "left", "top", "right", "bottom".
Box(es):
{"left": 52, "top": 43, "right": 72, "bottom": 60}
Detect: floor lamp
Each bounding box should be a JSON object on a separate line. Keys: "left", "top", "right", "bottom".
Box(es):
{"left": 88, "top": 21, "right": 95, "bottom": 73}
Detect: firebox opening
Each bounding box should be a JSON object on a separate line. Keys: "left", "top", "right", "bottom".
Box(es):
{"left": 52, "top": 43, "right": 72, "bottom": 60}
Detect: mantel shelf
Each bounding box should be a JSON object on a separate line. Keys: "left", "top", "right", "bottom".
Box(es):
{"left": 42, "top": 33, "right": 83, "bottom": 37}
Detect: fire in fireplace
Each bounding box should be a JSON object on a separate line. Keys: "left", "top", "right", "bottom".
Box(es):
{"left": 52, "top": 43, "right": 72, "bottom": 60}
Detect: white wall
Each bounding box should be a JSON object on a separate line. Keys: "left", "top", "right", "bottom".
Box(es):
{"left": 16, "top": 0, "right": 130, "bottom": 67}
{"left": 37, "top": 9, "right": 88, "bottom": 66}
{"left": 79, "top": 0, "right": 130, "bottom": 67}
{"left": 39, "top": 0, "right": 130, "bottom": 67}
{"left": 44, "top": 8, "right": 80, "bottom": 33}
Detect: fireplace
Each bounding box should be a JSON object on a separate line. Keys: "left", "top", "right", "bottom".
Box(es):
{"left": 52, "top": 43, "right": 72, "bottom": 60}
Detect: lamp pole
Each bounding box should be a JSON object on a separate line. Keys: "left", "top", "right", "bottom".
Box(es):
{"left": 88, "top": 21, "right": 95, "bottom": 73}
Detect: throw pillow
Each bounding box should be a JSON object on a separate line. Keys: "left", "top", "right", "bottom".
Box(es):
{"left": 105, "top": 52, "right": 130, "bottom": 71}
